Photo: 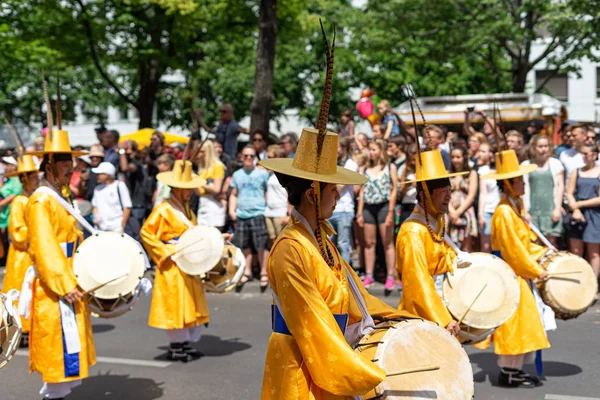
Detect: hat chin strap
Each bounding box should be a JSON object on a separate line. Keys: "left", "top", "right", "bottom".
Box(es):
{"left": 503, "top": 179, "right": 524, "bottom": 215}
{"left": 48, "top": 154, "right": 71, "bottom": 201}
{"left": 421, "top": 181, "right": 445, "bottom": 227}
{"left": 312, "top": 180, "right": 334, "bottom": 267}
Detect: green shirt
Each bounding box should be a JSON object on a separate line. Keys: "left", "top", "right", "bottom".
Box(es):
{"left": 0, "top": 177, "right": 23, "bottom": 228}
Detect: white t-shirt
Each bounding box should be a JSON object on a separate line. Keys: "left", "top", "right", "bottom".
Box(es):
{"left": 478, "top": 165, "right": 501, "bottom": 214}
{"left": 559, "top": 147, "right": 600, "bottom": 182}
{"left": 402, "top": 172, "right": 417, "bottom": 204}
{"left": 92, "top": 180, "right": 132, "bottom": 232}
{"left": 335, "top": 158, "right": 358, "bottom": 214}
{"left": 265, "top": 173, "right": 288, "bottom": 218}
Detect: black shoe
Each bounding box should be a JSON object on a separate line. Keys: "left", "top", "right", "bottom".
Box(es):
{"left": 20, "top": 332, "right": 29, "bottom": 348}
{"left": 235, "top": 274, "right": 253, "bottom": 293}
{"left": 518, "top": 370, "right": 543, "bottom": 387}
{"left": 259, "top": 275, "right": 269, "bottom": 294}
{"left": 43, "top": 398, "right": 64, "bottom": 400}
{"left": 182, "top": 341, "right": 204, "bottom": 359}
{"left": 167, "top": 342, "right": 190, "bottom": 362}
{"left": 498, "top": 368, "right": 535, "bottom": 388}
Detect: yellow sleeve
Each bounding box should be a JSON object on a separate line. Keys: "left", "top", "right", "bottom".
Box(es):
{"left": 28, "top": 197, "right": 77, "bottom": 297}
{"left": 492, "top": 206, "right": 545, "bottom": 279}
{"left": 140, "top": 207, "right": 174, "bottom": 266}
{"left": 397, "top": 232, "right": 453, "bottom": 327}
{"left": 214, "top": 163, "right": 225, "bottom": 179}
{"left": 270, "top": 239, "right": 385, "bottom": 396}
{"left": 345, "top": 263, "right": 417, "bottom": 320}
{"left": 8, "top": 197, "right": 28, "bottom": 251}
{"left": 529, "top": 231, "right": 550, "bottom": 262}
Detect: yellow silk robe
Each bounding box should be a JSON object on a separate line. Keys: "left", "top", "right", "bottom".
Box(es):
{"left": 262, "top": 216, "right": 415, "bottom": 399}
{"left": 141, "top": 201, "right": 209, "bottom": 329}
{"left": 26, "top": 189, "right": 96, "bottom": 383}
{"left": 2, "top": 195, "right": 32, "bottom": 332}
{"left": 491, "top": 197, "right": 550, "bottom": 355}
{"left": 396, "top": 207, "right": 457, "bottom": 328}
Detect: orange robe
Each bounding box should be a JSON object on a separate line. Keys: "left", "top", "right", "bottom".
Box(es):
{"left": 26, "top": 189, "right": 96, "bottom": 383}
{"left": 261, "top": 216, "right": 415, "bottom": 399}
{"left": 396, "top": 207, "right": 457, "bottom": 327}
{"left": 1, "top": 195, "right": 32, "bottom": 332}
{"left": 141, "top": 201, "right": 209, "bottom": 329}
{"left": 491, "top": 196, "right": 550, "bottom": 355}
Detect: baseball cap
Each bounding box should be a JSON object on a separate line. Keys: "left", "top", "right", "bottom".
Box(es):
{"left": 78, "top": 155, "right": 92, "bottom": 165}
{"left": 91, "top": 162, "right": 116, "bottom": 177}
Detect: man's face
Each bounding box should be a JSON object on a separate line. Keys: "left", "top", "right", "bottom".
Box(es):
{"left": 219, "top": 106, "right": 233, "bottom": 123}
{"left": 157, "top": 162, "right": 171, "bottom": 173}
{"left": 26, "top": 172, "right": 40, "bottom": 191}
{"left": 214, "top": 142, "right": 223, "bottom": 157}
{"left": 511, "top": 177, "right": 525, "bottom": 196}
{"left": 429, "top": 185, "right": 451, "bottom": 214}
{"left": 506, "top": 136, "right": 522, "bottom": 150}
{"left": 280, "top": 138, "right": 295, "bottom": 156}
{"left": 241, "top": 148, "right": 257, "bottom": 168}
{"left": 90, "top": 156, "right": 103, "bottom": 168}
{"left": 425, "top": 130, "right": 441, "bottom": 150}
{"left": 102, "top": 133, "right": 117, "bottom": 148}
{"left": 150, "top": 135, "right": 161, "bottom": 149}
{"left": 96, "top": 173, "right": 109, "bottom": 184}
{"left": 572, "top": 127, "right": 587, "bottom": 147}
{"left": 54, "top": 159, "right": 74, "bottom": 186}
{"left": 585, "top": 129, "right": 596, "bottom": 145}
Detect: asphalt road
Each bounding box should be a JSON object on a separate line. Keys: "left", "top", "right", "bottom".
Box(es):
{"left": 1, "top": 276, "right": 599, "bottom": 400}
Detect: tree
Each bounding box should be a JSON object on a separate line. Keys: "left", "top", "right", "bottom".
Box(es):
{"left": 249, "top": 0, "right": 277, "bottom": 136}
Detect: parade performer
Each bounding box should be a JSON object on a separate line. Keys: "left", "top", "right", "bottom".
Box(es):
{"left": 25, "top": 75, "right": 95, "bottom": 400}
{"left": 140, "top": 159, "right": 209, "bottom": 362}
{"left": 395, "top": 92, "right": 472, "bottom": 335}
{"left": 482, "top": 149, "right": 550, "bottom": 388}
{"left": 259, "top": 22, "right": 416, "bottom": 399}
{"left": 1, "top": 154, "right": 39, "bottom": 347}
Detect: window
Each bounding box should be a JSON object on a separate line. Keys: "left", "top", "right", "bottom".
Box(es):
{"left": 119, "top": 106, "right": 129, "bottom": 121}
{"left": 536, "top": 70, "right": 568, "bottom": 102}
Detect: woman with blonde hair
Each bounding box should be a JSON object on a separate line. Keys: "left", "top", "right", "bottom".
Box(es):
{"left": 196, "top": 140, "right": 226, "bottom": 230}
{"left": 468, "top": 132, "right": 487, "bottom": 164}
{"left": 357, "top": 138, "right": 398, "bottom": 295}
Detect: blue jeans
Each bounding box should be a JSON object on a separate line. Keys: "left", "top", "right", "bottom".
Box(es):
{"left": 328, "top": 212, "right": 354, "bottom": 263}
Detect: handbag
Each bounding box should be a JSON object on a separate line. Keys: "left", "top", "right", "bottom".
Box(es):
{"left": 116, "top": 181, "right": 141, "bottom": 241}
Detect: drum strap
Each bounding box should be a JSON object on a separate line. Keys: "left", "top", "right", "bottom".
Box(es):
{"left": 168, "top": 199, "right": 194, "bottom": 228}
{"left": 36, "top": 186, "right": 98, "bottom": 234}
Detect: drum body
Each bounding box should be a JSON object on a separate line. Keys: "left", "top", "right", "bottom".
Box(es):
{"left": 538, "top": 251, "right": 597, "bottom": 320}
{"left": 73, "top": 232, "right": 146, "bottom": 318}
{"left": 203, "top": 245, "right": 245, "bottom": 293}
{"left": 0, "top": 292, "right": 22, "bottom": 369}
{"left": 443, "top": 252, "right": 520, "bottom": 344}
{"left": 354, "top": 319, "right": 474, "bottom": 399}
{"left": 173, "top": 225, "right": 224, "bottom": 276}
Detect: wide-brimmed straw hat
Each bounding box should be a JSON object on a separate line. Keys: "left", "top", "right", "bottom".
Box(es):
{"left": 403, "top": 149, "right": 469, "bottom": 184}
{"left": 27, "top": 130, "right": 87, "bottom": 158}
{"left": 157, "top": 159, "right": 205, "bottom": 189}
{"left": 259, "top": 128, "right": 366, "bottom": 185}
{"left": 4, "top": 155, "right": 38, "bottom": 178}
{"left": 481, "top": 150, "right": 536, "bottom": 180}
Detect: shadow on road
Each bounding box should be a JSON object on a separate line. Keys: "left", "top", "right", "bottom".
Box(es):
{"left": 70, "top": 370, "right": 164, "bottom": 399}
{"left": 470, "top": 352, "right": 583, "bottom": 386}
{"left": 92, "top": 323, "right": 116, "bottom": 334}
{"left": 154, "top": 334, "right": 252, "bottom": 360}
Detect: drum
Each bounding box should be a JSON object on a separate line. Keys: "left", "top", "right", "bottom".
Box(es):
{"left": 203, "top": 244, "right": 246, "bottom": 293}
{"left": 354, "top": 319, "right": 474, "bottom": 399}
{"left": 172, "top": 225, "right": 224, "bottom": 276}
{"left": 0, "top": 291, "right": 22, "bottom": 369}
{"left": 443, "top": 252, "right": 520, "bottom": 344}
{"left": 538, "top": 251, "right": 597, "bottom": 320}
{"left": 73, "top": 232, "right": 146, "bottom": 318}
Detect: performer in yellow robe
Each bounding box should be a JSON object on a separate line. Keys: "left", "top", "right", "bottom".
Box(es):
{"left": 141, "top": 159, "right": 210, "bottom": 362}
{"left": 259, "top": 26, "right": 417, "bottom": 398}
{"left": 25, "top": 125, "right": 95, "bottom": 399}
{"left": 1, "top": 155, "right": 39, "bottom": 345}
{"left": 396, "top": 143, "right": 472, "bottom": 334}
{"left": 482, "top": 149, "right": 550, "bottom": 388}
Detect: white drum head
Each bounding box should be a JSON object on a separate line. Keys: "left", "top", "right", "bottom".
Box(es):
{"left": 173, "top": 225, "right": 224, "bottom": 276}
{"left": 443, "top": 252, "right": 520, "bottom": 330}
{"left": 0, "top": 292, "right": 22, "bottom": 369}
{"left": 73, "top": 232, "right": 145, "bottom": 299}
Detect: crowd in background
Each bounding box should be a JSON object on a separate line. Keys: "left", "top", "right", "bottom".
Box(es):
{"left": 0, "top": 102, "right": 599, "bottom": 298}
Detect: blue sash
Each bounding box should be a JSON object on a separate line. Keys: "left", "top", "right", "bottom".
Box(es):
{"left": 59, "top": 303, "right": 80, "bottom": 377}
{"left": 271, "top": 305, "right": 348, "bottom": 335}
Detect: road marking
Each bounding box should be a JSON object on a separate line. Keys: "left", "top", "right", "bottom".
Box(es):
{"left": 546, "top": 395, "right": 600, "bottom": 400}
{"left": 16, "top": 350, "right": 171, "bottom": 368}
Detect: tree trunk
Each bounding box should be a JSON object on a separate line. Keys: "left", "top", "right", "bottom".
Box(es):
{"left": 250, "top": 0, "right": 277, "bottom": 136}
{"left": 138, "top": 63, "right": 161, "bottom": 129}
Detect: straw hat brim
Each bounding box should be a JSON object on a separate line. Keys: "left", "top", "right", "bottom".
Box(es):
{"left": 481, "top": 164, "right": 537, "bottom": 180}
{"left": 5, "top": 169, "right": 38, "bottom": 178}
{"left": 27, "top": 150, "right": 88, "bottom": 158}
{"left": 157, "top": 171, "right": 206, "bottom": 189}
{"left": 259, "top": 158, "right": 367, "bottom": 185}
{"left": 402, "top": 170, "right": 470, "bottom": 184}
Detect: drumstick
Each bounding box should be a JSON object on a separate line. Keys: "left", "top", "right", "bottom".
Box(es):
{"left": 83, "top": 273, "right": 128, "bottom": 295}
{"left": 457, "top": 283, "right": 488, "bottom": 326}
{"left": 386, "top": 364, "right": 440, "bottom": 377}
{"left": 157, "top": 237, "right": 210, "bottom": 267}
{"left": 547, "top": 270, "right": 582, "bottom": 276}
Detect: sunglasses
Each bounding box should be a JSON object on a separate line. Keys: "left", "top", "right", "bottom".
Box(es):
{"left": 243, "top": 154, "right": 256, "bottom": 159}
{"left": 253, "top": 137, "right": 264, "bottom": 142}
{"left": 280, "top": 141, "right": 291, "bottom": 145}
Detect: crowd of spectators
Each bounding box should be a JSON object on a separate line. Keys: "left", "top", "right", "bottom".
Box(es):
{"left": 0, "top": 102, "right": 599, "bottom": 299}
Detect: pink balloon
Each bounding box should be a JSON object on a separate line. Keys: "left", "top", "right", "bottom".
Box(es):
{"left": 42, "top": 127, "right": 49, "bottom": 137}
{"left": 356, "top": 98, "right": 374, "bottom": 118}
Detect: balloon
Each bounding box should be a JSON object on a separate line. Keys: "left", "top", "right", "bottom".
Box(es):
{"left": 357, "top": 97, "right": 374, "bottom": 118}
{"left": 361, "top": 88, "right": 376, "bottom": 98}
{"left": 367, "top": 114, "right": 381, "bottom": 127}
